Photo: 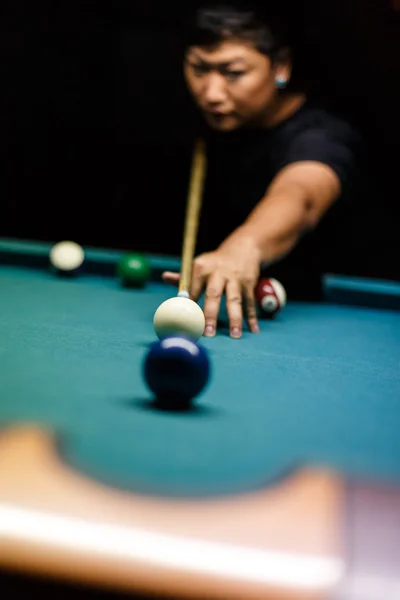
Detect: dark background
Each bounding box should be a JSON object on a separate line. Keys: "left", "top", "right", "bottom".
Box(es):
{"left": 1, "top": 0, "right": 399, "bottom": 280}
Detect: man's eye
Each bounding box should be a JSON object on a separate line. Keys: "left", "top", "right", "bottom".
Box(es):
{"left": 225, "top": 71, "right": 245, "bottom": 81}
{"left": 190, "top": 64, "right": 207, "bottom": 75}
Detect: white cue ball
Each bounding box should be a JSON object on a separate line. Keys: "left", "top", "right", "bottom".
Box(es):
{"left": 50, "top": 241, "right": 85, "bottom": 272}
{"left": 153, "top": 297, "right": 205, "bottom": 341}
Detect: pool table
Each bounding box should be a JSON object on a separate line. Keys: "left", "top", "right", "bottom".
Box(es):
{"left": 1, "top": 238, "right": 400, "bottom": 600}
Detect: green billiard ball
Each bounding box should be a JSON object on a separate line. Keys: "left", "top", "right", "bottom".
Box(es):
{"left": 117, "top": 252, "right": 151, "bottom": 288}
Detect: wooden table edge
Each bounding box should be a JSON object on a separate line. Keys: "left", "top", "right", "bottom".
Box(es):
{"left": 0, "top": 424, "right": 345, "bottom": 599}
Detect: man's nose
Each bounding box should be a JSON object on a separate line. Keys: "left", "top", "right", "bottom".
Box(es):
{"left": 202, "top": 74, "right": 227, "bottom": 105}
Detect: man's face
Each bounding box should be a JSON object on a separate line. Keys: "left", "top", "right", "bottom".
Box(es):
{"left": 184, "top": 40, "right": 288, "bottom": 131}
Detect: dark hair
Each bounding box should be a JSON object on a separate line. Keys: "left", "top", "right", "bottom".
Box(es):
{"left": 181, "top": 2, "right": 297, "bottom": 61}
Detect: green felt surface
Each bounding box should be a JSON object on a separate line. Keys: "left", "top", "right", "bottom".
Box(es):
{"left": 1, "top": 241, "right": 400, "bottom": 498}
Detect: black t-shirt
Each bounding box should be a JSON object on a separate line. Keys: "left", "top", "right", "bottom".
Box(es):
{"left": 197, "top": 101, "right": 363, "bottom": 299}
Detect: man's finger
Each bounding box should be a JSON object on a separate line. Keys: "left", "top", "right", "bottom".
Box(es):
{"left": 203, "top": 275, "right": 225, "bottom": 337}
{"left": 162, "top": 271, "right": 180, "bottom": 286}
{"left": 225, "top": 280, "right": 243, "bottom": 338}
{"left": 190, "top": 273, "right": 206, "bottom": 302}
{"left": 244, "top": 283, "right": 260, "bottom": 334}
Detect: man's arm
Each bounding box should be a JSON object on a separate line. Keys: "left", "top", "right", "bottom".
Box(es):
{"left": 229, "top": 161, "right": 342, "bottom": 264}
{"left": 163, "top": 160, "right": 343, "bottom": 338}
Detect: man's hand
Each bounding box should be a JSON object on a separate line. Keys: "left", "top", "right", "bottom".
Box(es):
{"left": 163, "top": 229, "right": 261, "bottom": 339}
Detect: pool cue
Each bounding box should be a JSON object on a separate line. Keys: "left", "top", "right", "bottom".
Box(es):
{"left": 178, "top": 139, "right": 207, "bottom": 298}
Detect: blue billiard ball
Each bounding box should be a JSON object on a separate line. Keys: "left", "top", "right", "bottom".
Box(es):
{"left": 143, "top": 336, "right": 210, "bottom": 405}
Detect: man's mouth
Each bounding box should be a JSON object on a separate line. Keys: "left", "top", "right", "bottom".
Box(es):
{"left": 204, "top": 109, "right": 233, "bottom": 119}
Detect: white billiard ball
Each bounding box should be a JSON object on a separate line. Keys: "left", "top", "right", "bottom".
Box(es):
{"left": 153, "top": 296, "right": 205, "bottom": 341}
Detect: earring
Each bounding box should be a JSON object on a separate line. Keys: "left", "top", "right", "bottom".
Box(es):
{"left": 275, "top": 76, "right": 287, "bottom": 89}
